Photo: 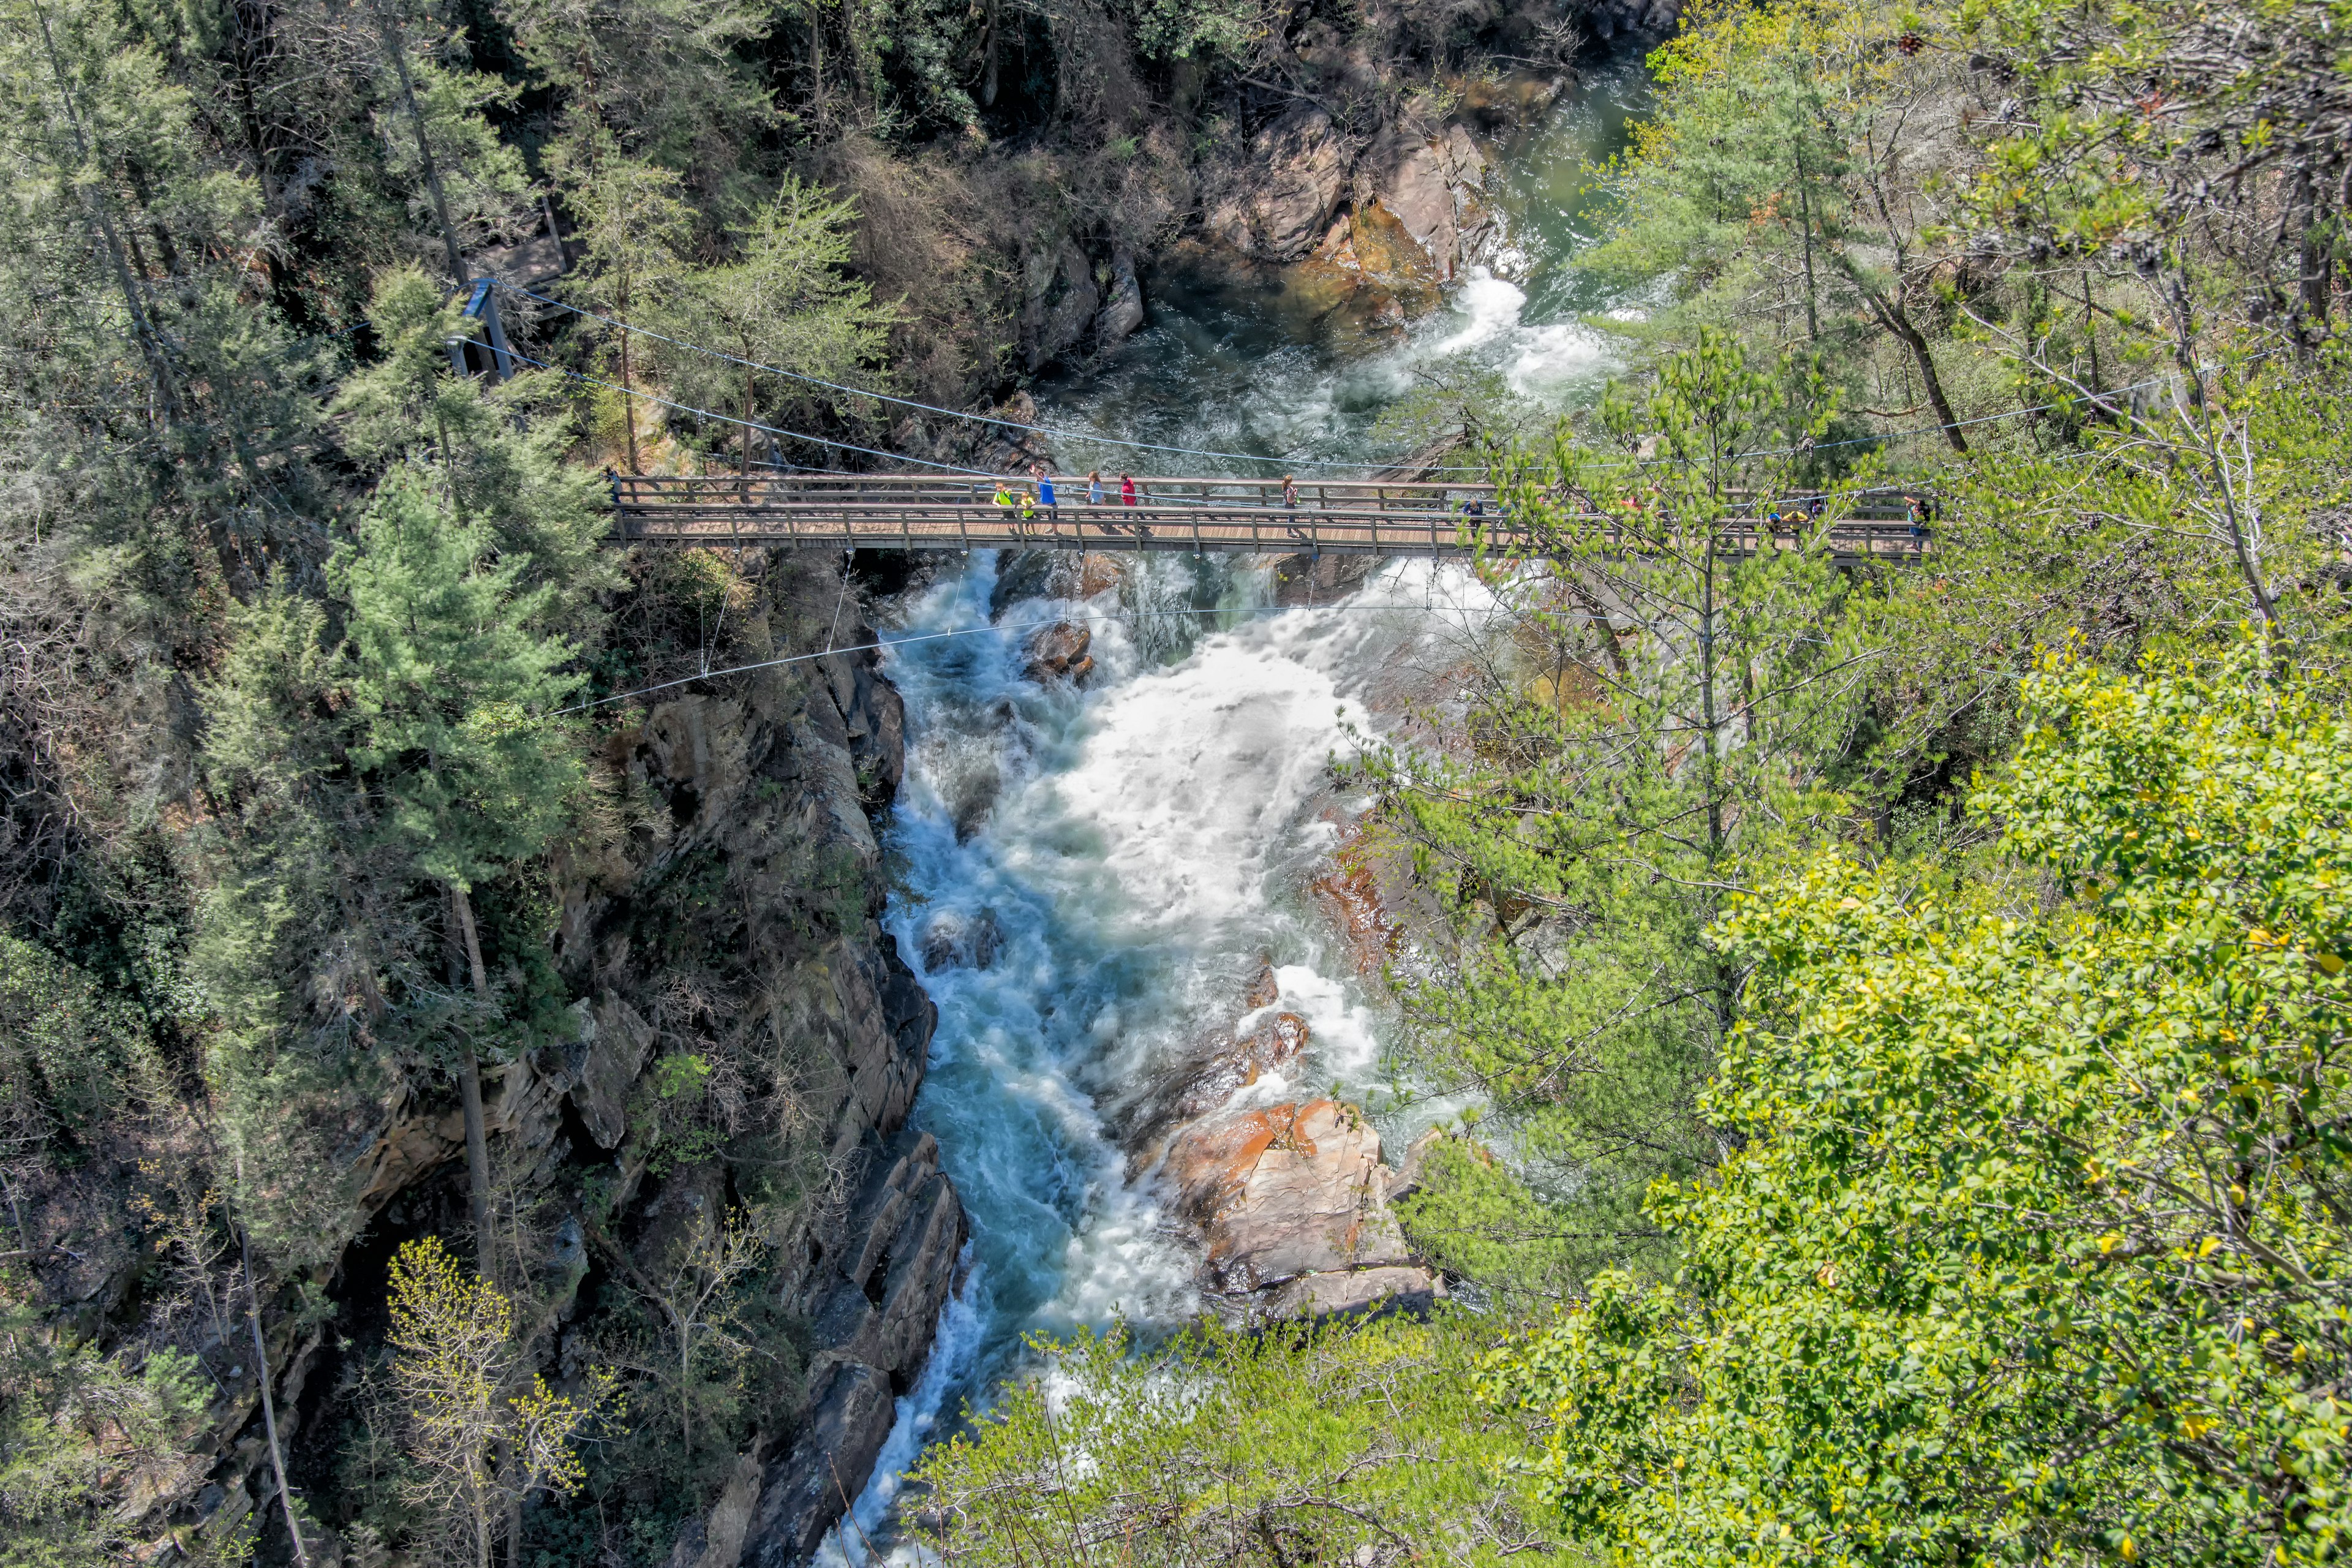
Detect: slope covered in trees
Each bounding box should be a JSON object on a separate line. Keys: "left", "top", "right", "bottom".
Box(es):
{"left": 0, "top": 0, "right": 1636, "bottom": 1556}
{"left": 4, "top": 0, "right": 2350, "bottom": 1558}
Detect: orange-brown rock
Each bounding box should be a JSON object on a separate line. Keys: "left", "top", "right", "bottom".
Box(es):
{"left": 1313, "top": 855, "right": 1399, "bottom": 976}
{"left": 1163, "top": 1099, "right": 1442, "bottom": 1316}
{"left": 1023, "top": 620, "right": 1095, "bottom": 685}
{"left": 1242, "top": 1011, "right": 1310, "bottom": 1082}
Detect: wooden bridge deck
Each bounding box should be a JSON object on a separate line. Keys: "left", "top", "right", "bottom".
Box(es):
{"left": 608, "top": 473, "right": 1929, "bottom": 560}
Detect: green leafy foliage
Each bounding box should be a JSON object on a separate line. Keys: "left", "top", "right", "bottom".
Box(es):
{"left": 0, "top": 933, "right": 157, "bottom": 1154}
{"left": 914, "top": 1314, "right": 1562, "bottom": 1566}
{"left": 655, "top": 176, "right": 896, "bottom": 469}
{"left": 0, "top": 1323, "right": 213, "bottom": 1567}
{"left": 1494, "top": 637, "right": 2352, "bottom": 1566}
{"left": 1366, "top": 330, "right": 1885, "bottom": 1294}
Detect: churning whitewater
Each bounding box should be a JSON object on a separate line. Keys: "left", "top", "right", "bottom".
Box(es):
{"left": 813, "top": 59, "right": 1651, "bottom": 1561}
{"left": 811, "top": 553, "right": 1499, "bottom": 1559}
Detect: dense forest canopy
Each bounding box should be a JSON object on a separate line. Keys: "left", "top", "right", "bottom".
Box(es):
{"left": 2, "top": 0, "right": 2350, "bottom": 1558}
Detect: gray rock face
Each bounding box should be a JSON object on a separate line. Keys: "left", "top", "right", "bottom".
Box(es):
{"left": 508, "top": 619, "right": 955, "bottom": 1568}
{"left": 1586, "top": 0, "right": 1681, "bottom": 40}
{"left": 1095, "top": 249, "right": 1145, "bottom": 344}
{"left": 1207, "top": 108, "right": 1352, "bottom": 262}
{"left": 1022, "top": 237, "right": 1101, "bottom": 371}
{"left": 1362, "top": 122, "right": 1494, "bottom": 282}
{"left": 1197, "top": 109, "right": 1496, "bottom": 287}
{"left": 747, "top": 1129, "right": 966, "bottom": 1567}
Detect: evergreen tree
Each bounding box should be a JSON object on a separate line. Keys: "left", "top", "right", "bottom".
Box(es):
{"left": 506, "top": 0, "right": 777, "bottom": 209}
{"left": 331, "top": 465, "right": 584, "bottom": 1274}
{"left": 334, "top": 265, "right": 621, "bottom": 622}
{"left": 657, "top": 177, "right": 894, "bottom": 485}
{"left": 547, "top": 128, "right": 694, "bottom": 473}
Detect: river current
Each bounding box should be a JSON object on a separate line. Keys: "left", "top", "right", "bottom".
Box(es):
{"left": 820, "top": 58, "right": 1650, "bottom": 1560}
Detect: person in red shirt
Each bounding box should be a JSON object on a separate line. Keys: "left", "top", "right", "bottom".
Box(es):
{"left": 1120, "top": 473, "right": 1137, "bottom": 507}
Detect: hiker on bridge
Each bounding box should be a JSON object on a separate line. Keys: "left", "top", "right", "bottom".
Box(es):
{"left": 1033, "top": 464, "right": 1058, "bottom": 527}
{"left": 1088, "top": 470, "right": 1104, "bottom": 505}
{"left": 994, "top": 478, "right": 1017, "bottom": 533}
{"left": 1283, "top": 475, "right": 1298, "bottom": 508}
{"left": 1120, "top": 473, "right": 1137, "bottom": 507}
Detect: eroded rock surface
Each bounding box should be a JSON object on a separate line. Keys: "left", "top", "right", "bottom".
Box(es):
{"left": 1165, "top": 1099, "right": 1443, "bottom": 1317}
{"left": 290, "top": 600, "right": 963, "bottom": 1568}
{"left": 1096, "top": 249, "right": 1145, "bottom": 344}
{"left": 1198, "top": 109, "right": 1499, "bottom": 293}
{"left": 748, "top": 1130, "right": 965, "bottom": 1567}
{"left": 1023, "top": 620, "right": 1095, "bottom": 685}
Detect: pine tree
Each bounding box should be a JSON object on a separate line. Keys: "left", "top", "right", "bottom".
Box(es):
{"left": 331, "top": 466, "right": 584, "bottom": 1275}
{"left": 548, "top": 129, "right": 693, "bottom": 474}
{"left": 334, "top": 265, "right": 621, "bottom": 622}
{"left": 657, "top": 177, "right": 894, "bottom": 487}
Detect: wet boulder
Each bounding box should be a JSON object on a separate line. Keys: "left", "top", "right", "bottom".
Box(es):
{"left": 1096, "top": 249, "right": 1145, "bottom": 345}
{"left": 1023, "top": 620, "right": 1095, "bottom": 685}
{"left": 1242, "top": 1011, "right": 1311, "bottom": 1077}
{"left": 919, "top": 908, "right": 1001, "bottom": 973}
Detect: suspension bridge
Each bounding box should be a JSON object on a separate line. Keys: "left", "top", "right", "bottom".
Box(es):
{"left": 606, "top": 473, "right": 1931, "bottom": 560}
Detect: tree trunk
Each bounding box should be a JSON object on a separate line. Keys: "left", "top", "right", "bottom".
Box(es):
{"left": 1794, "top": 151, "right": 1819, "bottom": 343}
{"left": 739, "top": 356, "right": 755, "bottom": 502}
{"left": 2081, "top": 269, "right": 2103, "bottom": 410}
{"left": 235, "top": 1167, "right": 311, "bottom": 1568}
{"left": 449, "top": 883, "right": 496, "bottom": 1282}
{"left": 374, "top": 1, "right": 469, "bottom": 287}
{"left": 33, "top": 2, "right": 179, "bottom": 421}
{"left": 1822, "top": 218, "right": 1966, "bottom": 453}
{"left": 980, "top": 0, "right": 999, "bottom": 108}
{"left": 2293, "top": 167, "right": 2330, "bottom": 351}
{"left": 1863, "top": 284, "right": 1966, "bottom": 451}
{"left": 619, "top": 275, "right": 641, "bottom": 474}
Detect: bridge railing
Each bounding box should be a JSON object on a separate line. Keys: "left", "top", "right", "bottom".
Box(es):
{"left": 604, "top": 473, "right": 1931, "bottom": 558}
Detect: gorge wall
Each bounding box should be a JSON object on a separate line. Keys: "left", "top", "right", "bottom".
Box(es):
{"left": 6, "top": 560, "right": 966, "bottom": 1566}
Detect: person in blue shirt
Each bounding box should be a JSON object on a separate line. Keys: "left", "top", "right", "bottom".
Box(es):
{"left": 1032, "top": 463, "right": 1058, "bottom": 536}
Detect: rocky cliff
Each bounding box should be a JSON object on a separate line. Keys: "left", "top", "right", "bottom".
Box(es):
{"left": 549, "top": 617, "right": 967, "bottom": 1568}
{"left": 34, "top": 559, "right": 968, "bottom": 1567}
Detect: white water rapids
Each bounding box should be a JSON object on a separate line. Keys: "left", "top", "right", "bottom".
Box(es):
{"left": 811, "top": 59, "right": 1652, "bottom": 1561}
{"left": 815, "top": 554, "right": 1502, "bottom": 1559}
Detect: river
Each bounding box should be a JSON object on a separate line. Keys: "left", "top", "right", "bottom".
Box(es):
{"left": 820, "top": 55, "right": 1651, "bottom": 1561}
